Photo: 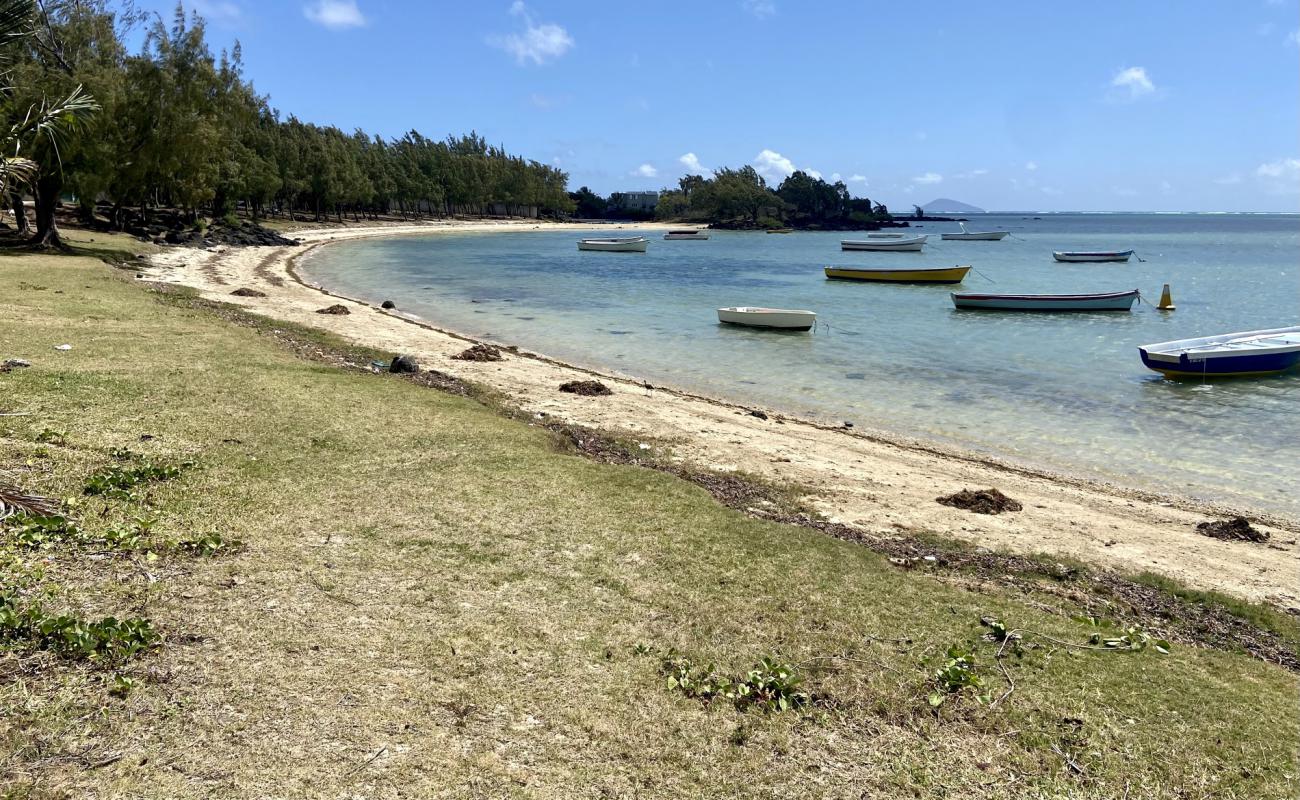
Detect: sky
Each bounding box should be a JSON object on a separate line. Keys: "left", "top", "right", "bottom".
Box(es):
{"left": 135, "top": 0, "right": 1300, "bottom": 211}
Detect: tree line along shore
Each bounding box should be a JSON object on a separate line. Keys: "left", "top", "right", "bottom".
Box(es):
{"left": 4, "top": 2, "right": 927, "bottom": 253}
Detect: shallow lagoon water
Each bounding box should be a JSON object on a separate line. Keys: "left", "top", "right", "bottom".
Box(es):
{"left": 303, "top": 213, "right": 1300, "bottom": 516}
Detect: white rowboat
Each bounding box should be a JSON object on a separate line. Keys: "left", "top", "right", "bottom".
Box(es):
{"left": 1139, "top": 326, "right": 1300, "bottom": 378}
{"left": 1053, "top": 249, "right": 1134, "bottom": 263}
{"left": 941, "top": 222, "right": 1009, "bottom": 241}
{"left": 951, "top": 289, "right": 1139, "bottom": 311}
{"left": 717, "top": 306, "right": 817, "bottom": 331}
{"left": 578, "top": 236, "right": 648, "bottom": 252}
{"left": 841, "top": 235, "right": 927, "bottom": 252}
{"left": 664, "top": 230, "right": 710, "bottom": 240}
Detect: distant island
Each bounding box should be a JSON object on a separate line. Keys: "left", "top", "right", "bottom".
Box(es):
{"left": 922, "top": 198, "right": 986, "bottom": 214}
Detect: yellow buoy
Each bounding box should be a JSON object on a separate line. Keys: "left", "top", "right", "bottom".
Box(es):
{"left": 1157, "top": 283, "right": 1176, "bottom": 311}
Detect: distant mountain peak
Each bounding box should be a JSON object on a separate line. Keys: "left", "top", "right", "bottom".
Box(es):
{"left": 922, "top": 198, "right": 985, "bottom": 214}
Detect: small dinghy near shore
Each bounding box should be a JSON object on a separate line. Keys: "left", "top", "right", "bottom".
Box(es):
{"left": 664, "top": 230, "right": 710, "bottom": 240}
{"left": 1053, "top": 249, "right": 1134, "bottom": 263}
{"left": 717, "top": 306, "right": 817, "bottom": 331}
{"left": 825, "top": 264, "right": 970, "bottom": 283}
{"left": 941, "top": 222, "right": 1009, "bottom": 241}
{"left": 1138, "top": 326, "right": 1300, "bottom": 378}
{"left": 952, "top": 289, "right": 1139, "bottom": 312}
{"left": 578, "top": 236, "right": 648, "bottom": 252}
{"left": 841, "top": 235, "right": 927, "bottom": 252}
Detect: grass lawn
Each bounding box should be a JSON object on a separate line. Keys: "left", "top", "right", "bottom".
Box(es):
{"left": 1, "top": 248, "right": 1297, "bottom": 799}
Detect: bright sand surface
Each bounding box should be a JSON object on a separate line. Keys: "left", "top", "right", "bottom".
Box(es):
{"left": 142, "top": 220, "right": 1300, "bottom": 607}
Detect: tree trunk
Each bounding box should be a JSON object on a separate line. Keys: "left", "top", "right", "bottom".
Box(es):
{"left": 11, "top": 193, "right": 29, "bottom": 234}
{"left": 31, "top": 173, "right": 65, "bottom": 249}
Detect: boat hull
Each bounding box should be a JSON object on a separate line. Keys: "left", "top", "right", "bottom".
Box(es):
{"left": 578, "top": 239, "right": 648, "bottom": 252}
{"left": 842, "top": 236, "right": 926, "bottom": 252}
{"left": 941, "top": 231, "right": 1008, "bottom": 241}
{"left": 1053, "top": 250, "right": 1133, "bottom": 262}
{"left": 1138, "top": 326, "right": 1300, "bottom": 378}
{"left": 825, "top": 265, "right": 971, "bottom": 284}
{"left": 664, "top": 231, "right": 709, "bottom": 240}
{"left": 717, "top": 307, "right": 816, "bottom": 331}
{"left": 952, "top": 290, "right": 1138, "bottom": 311}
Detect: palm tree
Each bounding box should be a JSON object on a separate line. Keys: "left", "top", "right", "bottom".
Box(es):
{"left": 0, "top": 0, "right": 97, "bottom": 240}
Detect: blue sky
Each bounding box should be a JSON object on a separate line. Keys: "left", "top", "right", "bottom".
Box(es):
{"left": 140, "top": 0, "right": 1299, "bottom": 211}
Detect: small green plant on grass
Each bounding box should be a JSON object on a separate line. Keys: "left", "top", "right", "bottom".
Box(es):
{"left": 929, "top": 646, "right": 989, "bottom": 708}
{"left": 85, "top": 458, "right": 193, "bottom": 501}
{"left": 110, "top": 674, "right": 140, "bottom": 698}
{"left": 35, "top": 428, "right": 67, "bottom": 445}
{"left": 175, "top": 532, "right": 243, "bottom": 557}
{"left": 1078, "top": 616, "right": 1171, "bottom": 654}
{"left": 4, "top": 514, "right": 87, "bottom": 548}
{"left": 658, "top": 649, "right": 810, "bottom": 712}
{"left": 0, "top": 594, "right": 160, "bottom": 662}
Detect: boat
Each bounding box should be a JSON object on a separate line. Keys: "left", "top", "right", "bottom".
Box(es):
{"left": 841, "top": 235, "right": 927, "bottom": 252}
{"left": 1053, "top": 249, "right": 1134, "bottom": 262}
{"left": 951, "top": 289, "right": 1139, "bottom": 312}
{"left": 717, "top": 306, "right": 816, "bottom": 331}
{"left": 664, "top": 230, "right": 710, "bottom": 240}
{"left": 578, "top": 236, "right": 648, "bottom": 252}
{"left": 941, "top": 222, "right": 1009, "bottom": 241}
{"left": 824, "top": 264, "right": 970, "bottom": 283}
{"left": 1138, "top": 326, "right": 1300, "bottom": 378}
{"left": 766, "top": 228, "right": 793, "bottom": 234}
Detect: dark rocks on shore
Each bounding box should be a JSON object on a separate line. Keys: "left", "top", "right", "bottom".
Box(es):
{"left": 230, "top": 287, "right": 267, "bottom": 298}
{"left": 453, "top": 344, "right": 504, "bottom": 362}
{"left": 559, "top": 379, "right": 612, "bottom": 396}
{"left": 1196, "top": 516, "right": 1268, "bottom": 543}
{"left": 316, "top": 304, "right": 350, "bottom": 315}
{"left": 936, "top": 488, "right": 1023, "bottom": 515}
{"left": 381, "top": 300, "right": 397, "bottom": 310}
{"left": 748, "top": 409, "right": 768, "bottom": 420}
{"left": 389, "top": 354, "right": 420, "bottom": 374}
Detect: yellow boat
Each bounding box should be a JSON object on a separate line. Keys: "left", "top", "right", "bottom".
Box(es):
{"left": 824, "top": 264, "right": 971, "bottom": 284}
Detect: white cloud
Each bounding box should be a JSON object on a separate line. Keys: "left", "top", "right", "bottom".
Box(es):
{"left": 912, "top": 172, "right": 943, "bottom": 185}
{"left": 1025, "top": 161, "right": 1038, "bottom": 171}
{"left": 753, "top": 149, "right": 797, "bottom": 180}
{"left": 491, "top": 2, "right": 574, "bottom": 65}
{"left": 830, "top": 172, "right": 842, "bottom": 182}
{"left": 1288, "top": 29, "right": 1300, "bottom": 46}
{"left": 192, "top": 0, "right": 243, "bottom": 24}
{"left": 955, "top": 169, "right": 989, "bottom": 179}
{"left": 848, "top": 174, "right": 868, "bottom": 185}
{"left": 742, "top": 0, "right": 776, "bottom": 19}
{"left": 1112, "top": 66, "right": 1155, "bottom": 98}
{"left": 631, "top": 163, "right": 658, "bottom": 178}
{"left": 1256, "top": 157, "right": 1300, "bottom": 178}
{"left": 679, "top": 152, "right": 709, "bottom": 174}
{"left": 805, "top": 169, "right": 822, "bottom": 180}
{"left": 303, "top": 0, "right": 365, "bottom": 29}
{"left": 1160, "top": 180, "right": 1174, "bottom": 195}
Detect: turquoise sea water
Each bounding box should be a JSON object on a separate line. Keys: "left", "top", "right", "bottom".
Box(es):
{"left": 302, "top": 213, "right": 1300, "bottom": 516}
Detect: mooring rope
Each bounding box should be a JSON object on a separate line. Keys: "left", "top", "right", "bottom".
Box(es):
{"left": 972, "top": 268, "right": 997, "bottom": 284}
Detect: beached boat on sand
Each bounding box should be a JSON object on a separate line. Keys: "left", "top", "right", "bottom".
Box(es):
{"left": 1053, "top": 249, "right": 1133, "bottom": 263}
{"left": 825, "top": 264, "right": 970, "bottom": 284}
{"left": 841, "top": 235, "right": 927, "bottom": 252}
{"left": 951, "top": 289, "right": 1139, "bottom": 312}
{"left": 664, "top": 230, "right": 710, "bottom": 240}
{"left": 941, "top": 222, "right": 1009, "bottom": 241}
{"left": 1138, "top": 326, "right": 1300, "bottom": 378}
{"left": 578, "top": 236, "right": 648, "bottom": 252}
{"left": 717, "top": 306, "right": 816, "bottom": 331}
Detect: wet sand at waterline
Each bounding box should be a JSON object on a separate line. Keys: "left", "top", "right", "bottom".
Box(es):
{"left": 143, "top": 220, "right": 1300, "bottom": 607}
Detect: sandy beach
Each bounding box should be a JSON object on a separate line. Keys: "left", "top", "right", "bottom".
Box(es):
{"left": 142, "top": 219, "right": 1300, "bottom": 607}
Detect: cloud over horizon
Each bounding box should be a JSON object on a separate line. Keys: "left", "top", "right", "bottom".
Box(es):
{"left": 303, "top": 0, "right": 366, "bottom": 29}
{"left": 491, "top": 2, "right": 574, "bottom": 65}
{"left": 631, "top": 163, "right": 658, "bottom": 178}
{"left": 1112, "top": 66, "right": 1155, "bottom": 98}
{"left": 679, "top": 152, "right": 709, "bottom": 174}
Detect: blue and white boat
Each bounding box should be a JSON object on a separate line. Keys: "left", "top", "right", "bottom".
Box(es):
{"left": 1138, "top": 326, "right": 1300, "bottom": 378}
{"left": 1054, "top": 249, "right": 1134, "bottom": 263}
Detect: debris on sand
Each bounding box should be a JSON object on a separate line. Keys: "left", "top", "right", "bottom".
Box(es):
{"left": 748, "top": 409, "right": 769, "bottom": 420}
{"left": 381, "top": 300, "right": 397, "bottom": 310}
{"left": 453, "top": 344, "right": 503, "bottom": 362}
{"left": 230, "top": 287, "right": 267, "bottom": 298}
{"left": 389, "top": 354, "right": 420, "bottom": 374}
{"left": 316, "top": 304, "right": 351, "bottom": 315}
{"left": 1196, "top": 516, "right": 1268, "bottom": 543}
{"left": 559, "top": 380, "right": 612, "bottom": 397}
{"left": 936, "top": 488, "right": 1023, "bottom": 515}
